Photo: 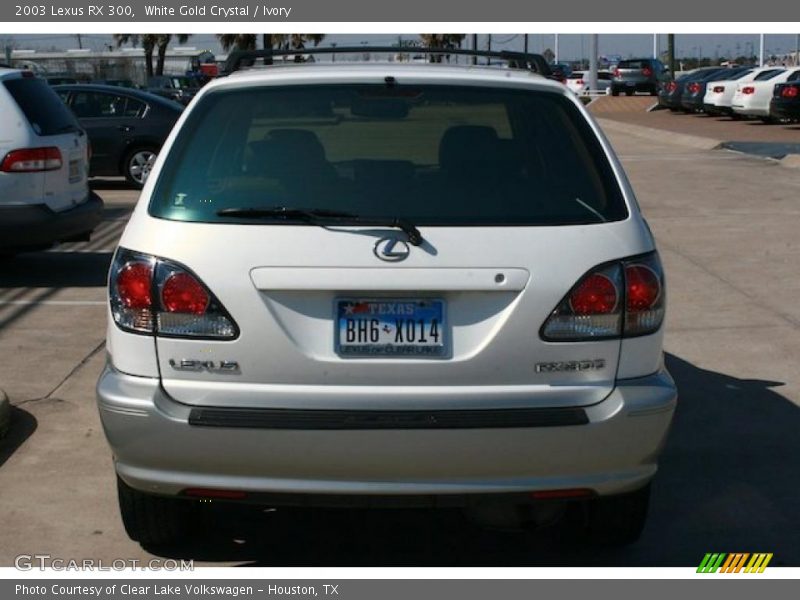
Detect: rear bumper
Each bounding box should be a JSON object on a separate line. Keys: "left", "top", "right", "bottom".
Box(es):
{"left": 97, "top": 366, "right": 677, "bottom": 499}
{"left": 769, "top": 100, "right": 800, "bottom": 120}
{"left": 0, "top": 192, "right": 104, "bottom": 251}
{"left": 732, "top": 104, "right": 767, "bottom": 117}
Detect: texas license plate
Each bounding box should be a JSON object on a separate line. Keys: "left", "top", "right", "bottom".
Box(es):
{"left": 336, "top": 299, "right": 446, "bottom": 357}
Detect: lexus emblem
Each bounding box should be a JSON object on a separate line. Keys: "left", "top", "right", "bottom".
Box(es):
{"left": 374, "top": 237, "right": 410, "bottom": 262}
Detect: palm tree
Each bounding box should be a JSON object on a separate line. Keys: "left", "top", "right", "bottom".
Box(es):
{"left": 217, "top": 34, "right": 257, "bottom": 52}
{"left": 114, "top": 33, "right": 158, "bottom": 78}
{"left": 155, "top": 34, "right": 191, "bottom": 76}
{"left": 419, "top": 34, "right": 466, "bottom": 62}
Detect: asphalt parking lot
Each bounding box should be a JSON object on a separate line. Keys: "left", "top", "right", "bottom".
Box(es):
{"left": 1, "top": 126, "right": 799, "bottom": 567}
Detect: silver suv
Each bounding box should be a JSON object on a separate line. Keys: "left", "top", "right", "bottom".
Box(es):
{"left": 97, "top": 48, "right": 677, "bottom": 548}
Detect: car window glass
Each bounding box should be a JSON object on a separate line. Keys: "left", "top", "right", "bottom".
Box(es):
{"left": 2, "top": 77, "right": 80, "bottom": 136}
{"left": 71, "top": 92, "right": 126, "bottom": 118}
{"left": 150, "top": 85, "right": 627, "bottom": 226}
{"left": 787, "top": 71, "right": 800, "bottom": 82}
{"left": 754, "top": 69, "right": 784, "bottom": 81}
{"left": 123, "top": 98, "right": 147, "bottom": 117}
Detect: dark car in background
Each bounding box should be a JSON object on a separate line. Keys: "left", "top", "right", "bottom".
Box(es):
{"left": 548, "top": 62, "right": 572, "bottom": 83}
{"left": 680, "top": 66, "right": 751, "bottom": 113}
{"left": 93, "top": 79, "right": 137, "bottom": 88}
{"left": 54, "top": 84, "right": 183, "bottom": 187}
{"left": 611, "top": 58, "right": 671, "bottom": 96}
{"left": 658, "top": 67, "right": 726, "bottom": 111}
{"left": 146, "top": 75, "right": 200, "bottom": 105}
{"left": 770, "top": 79, "right": 800, "bottom": 122}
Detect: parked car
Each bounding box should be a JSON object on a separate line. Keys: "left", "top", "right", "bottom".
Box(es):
{"left": 680, "top": 66, "right": 751, "bottom": 113}
{"left": 98, "top": 51, "right": 676, "bottom": 548}
{"left": 566, "top": 70, "right": 613, "bottom": 95}
{"left": 702, "top": 67, "right": 785, "bottom": 116}
{"left": 770, "top": 80, "right": 800, "bottom": 122}
{"left": 146, "top": 75, "right": 200, "bottom": 105}
{"left": 54, "top": 84, "right": 183, "bottom": 187}
{"left": 732, "top": 67, "right": 800, "bottom": 121}
{"left": 658, "top": 67, "right": 727, "bottom": 111}
{"left": 611, "top": 58, "right": 671, "bottom": 96}
{"left": 549, "top": 62, "right": 572, "bottom": 83}
{"left": 92, "top": 78, "right": 137, "bottom": 88}
{"left": 0, "top": 68, "right": 102, "bottom": 256}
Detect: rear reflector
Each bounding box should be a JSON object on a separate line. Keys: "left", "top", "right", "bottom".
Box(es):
{"left": 109, "top": 248, "right": 238, "bottom": 339}
{"left": 0, "top": 147, "right": 62, "bottom": 172}
{"left": 184, "top": 488, "right": 247, "bottom": 500}
{"left": 531, "top": 488, "right": 594, "bottom": 500}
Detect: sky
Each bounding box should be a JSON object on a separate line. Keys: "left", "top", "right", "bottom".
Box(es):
{"left": 4, "top": 33, "right": 800, "bottom": 61}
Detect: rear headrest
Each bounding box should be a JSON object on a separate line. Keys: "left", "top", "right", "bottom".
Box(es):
{"left": 438, "top": 126, "right": 499, "bottom": 171}
{"left": 266, "top": 129, "right": 327, "bottom": 164}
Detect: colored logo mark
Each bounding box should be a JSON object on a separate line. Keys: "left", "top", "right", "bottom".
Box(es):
{"left": 697, "top": 553, "right": 773, "bottom": 573}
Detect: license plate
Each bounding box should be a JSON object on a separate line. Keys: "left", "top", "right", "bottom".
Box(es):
{"left": 68, "top": 159, "right": 81, "bottom": 183}
{"left": 336, "top": 299, "right": 446, "bottom": 358}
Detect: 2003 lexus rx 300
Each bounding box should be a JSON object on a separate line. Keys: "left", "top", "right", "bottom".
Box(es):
{"left": 97, "top": 51, "right": 677, "bottom": 547}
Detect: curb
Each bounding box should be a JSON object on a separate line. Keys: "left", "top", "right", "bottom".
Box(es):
{"left": 780, "top": 154, "right": 800, "bottom": 169}
{"left": 0, "top": 389, "right": 9, "bottom": 439}
{"left": 596, "top": 118, "right": 723, "bottom": 151}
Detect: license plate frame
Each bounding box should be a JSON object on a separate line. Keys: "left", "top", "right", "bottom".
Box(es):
{"left": 334, "top": 298, "right": 447, "bottom": 358}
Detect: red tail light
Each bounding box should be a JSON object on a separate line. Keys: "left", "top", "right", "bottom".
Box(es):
{"left": 569, "top": 274, "right": 618, "bottom": 315}
{"left": 109, "top": 249, "right": 238, "bottom": 338}
{"left": 541, "top": 253, "right": 665, "bottom": 341}
{"left": 742, "top": 86, "right": 755, "bottom": 95}
{"left": 613, "top": 68, "right": 620, "bottom": 78}
{"left": 116, "top": 263, "right": 153, "bottom": 309}
{"left": 782, "top": 86, "right": 799, "bottom": 98}
{"left": 641, "top": 67, "right": 653, "bottom": 77}
{"left": 0, "top": 147, "right": 62, "bottom": 172}
{"left": 576, "top": 79, "right": 584, "bottom": 85}
{"left": 666, "top": 81, "right": 677, "bottom": 92}
{"left": 687, "top": 82, "right": 701, "bottom": 94}
{"left": 713, "top": 86, "right": 725, "bottom": 93}
{"left": 161, "top": 272, "right": 210, "bottom": 315}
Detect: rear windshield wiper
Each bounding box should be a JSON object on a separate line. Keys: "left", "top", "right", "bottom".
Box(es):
{"left": 216, "top": 206, "right": 424, "bottom": 246}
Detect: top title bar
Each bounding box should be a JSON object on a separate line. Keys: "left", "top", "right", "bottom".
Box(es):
{"left": 3, "top": 0, "right": 800, "bottom": 22}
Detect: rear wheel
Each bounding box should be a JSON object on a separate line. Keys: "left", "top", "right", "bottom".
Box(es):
{"left": 625, "top": 89, "right": 634, "bottom": 96}
{"left": 759, "top": 116, "right": 776, "bottom": 124}
{"left": 611, "top": 88, "right": 620, "bottom": 97}
{"left": 580, "top": 484, "right": 650, "bottom": 546}
{"left": 117, "top": 476, "right": 196, "bottom": 546}
{"left": 123, "top": 147, "right": 157, "bottom": 189}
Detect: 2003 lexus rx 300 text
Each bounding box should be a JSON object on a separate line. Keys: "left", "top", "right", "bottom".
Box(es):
{"left": 97, "top": 49, "right": 677, "bottom": 548}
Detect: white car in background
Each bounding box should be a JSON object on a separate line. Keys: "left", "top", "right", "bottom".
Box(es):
{"left": 566, "top": 71, "right": 613, "bottom": 95}
{"left": 731, "top": 67, "right": 800, "bottom": 121}
{"left": 0, "top": 68, "right": 102, "bottom": 256}
{"left": 703, "top": 67, "right": 785, "bottom": 116}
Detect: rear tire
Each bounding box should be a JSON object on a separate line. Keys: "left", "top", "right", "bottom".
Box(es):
{"left": 580, "top": 484, "right": 651, "bottom": 546}
{"left": 611, "top": 88, "right": 620, "bottom": 97}
{"left": 122, "top": 147, "right": 158, "bottom": 189}
{"left": 117, "top": 476, "right": 195, "bottom": 546}
{"left": 625, "top": 89, "right": 634, "bottom": 96}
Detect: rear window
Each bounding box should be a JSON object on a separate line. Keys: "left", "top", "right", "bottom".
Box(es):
{"left": 755, "top": 69, "right": 784, "bottom": 81}
{"left": 3, "top": 77, "right": 81, "bottom": 136}
{"left": 150, "top": 84, "right": 627, "bottom": 226}
{"left": 618, "top": 60, "right": 650, "bottom": 69}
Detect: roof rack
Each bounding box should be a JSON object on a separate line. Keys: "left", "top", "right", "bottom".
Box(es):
{"left": 221, "top": 46, "right": 554, "bottom": 78}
